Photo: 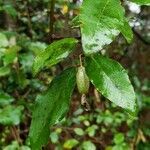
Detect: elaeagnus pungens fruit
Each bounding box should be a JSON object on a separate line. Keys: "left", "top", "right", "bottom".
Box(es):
{"left": 76, "top": 66, "right": 90, "bottom": 94}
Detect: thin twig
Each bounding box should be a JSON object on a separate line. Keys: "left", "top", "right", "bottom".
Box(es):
{"left": 23, "top": 0, "right": 33, "bottom": 37}
{"left": 79, "top": 54, "right": 83, "bottom": 66}
{"left": 94, "top": 89, "right": 101, "bottom": 103}
{"left": 49, "top": 0, "right": 56, "bottom": 42}
{"left": 52, "top": 35, "right": 81, "bottom": 41}
{"left": 22, "top": 89, "right": 31, "bottom": 99}
{"left": 10, "top": 126, "right": 22, "bottom": 145}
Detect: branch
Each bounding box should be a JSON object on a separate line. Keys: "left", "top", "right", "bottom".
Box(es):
{"left": 132, "top": 28, "right": 150, "bottom": 45}
{"left": 10, "top": 126, "right": 22, "bottom": 145}
{"left": 49, "top": 0, "right": 56, "bottom": 42}
{"left": 52, "top": 35, "right": 81, "bottom": 40}
{"left": 44, "top": 35, "right": 81, "bottom": 43}
{"left": 23, "top": 0, "right": 33, "bottom": 37}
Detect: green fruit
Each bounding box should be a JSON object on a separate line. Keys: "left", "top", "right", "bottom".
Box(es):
{"left": 76, "top": 66, "right": 90, "bottom": 94}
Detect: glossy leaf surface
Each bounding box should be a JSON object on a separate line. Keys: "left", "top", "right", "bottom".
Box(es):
{"left": 80, "top": 0, "right": 133, "bottom": 54}
{"left": 85, "top": 54, "right": 136, "bottom": 113}
{"left": 33, "top": 38, "right": 77, "bottom": 75}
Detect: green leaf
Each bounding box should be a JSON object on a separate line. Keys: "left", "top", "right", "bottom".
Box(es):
{"left": 33, "top": 38, "right": 78, "bottom": 75}
{"left": 81, "top": 141, "right": 96, "bottom": 150}
{"left": 0, "top": 33, "right": 8, "bottom": 48}
{"left": 0, "top": 48, "right": 5, "bottom": 58}
{"left": 0, "top": 66, "right": 10, "bottom": 77}
{"left": 79, "top": 0, "right": 133, "bottom": 54}
{"left": 50, "top": 132, "right": 59, "bottom": 144}
{"left": 0, "top": 105, "right": 24, "bottom": 125}
{"left": 85, "top": 54, "right": 136, "bottom": 113}
{"left": 3, "top": 141, "right": 19, "bottom": 150}
{"left": 29, "top": 68, "right": 76, "bottom": 150}
{"left": 3, "top": 141, "right": 31, "bottom": 150}
{"left": 3, "top": 45, "right": 21, "bottom": 66}
{"left": 3, "top": 5, "right": 17, "bottom": 18}
{"left": 63, "top": 139, "right": 79, "bottom": 149}
{"left": 0, "top": 92, "right": 14, "bottom": 107}
{"left": 114, "top": 133, "right": 125, "bottom": 144}
{"left": 29, "top": 42, "right": 47, "bottom": 55}
{"left": 19, "top": 53, "right": 34, "bottom": 73}
{"left": 130, "top": 0, "right": 150, "bottom": 5}
{"left": 86, "top": 125, "right": 98, "bottom": 137}
{"left": 74, "top": 127, "right": 85, "bottom": 136}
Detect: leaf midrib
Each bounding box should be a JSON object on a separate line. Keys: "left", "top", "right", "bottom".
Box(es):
{"left": 91, "top": 56, "right": 125, "bottom": 103}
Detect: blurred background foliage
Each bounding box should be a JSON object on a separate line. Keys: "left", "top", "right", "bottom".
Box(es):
{"left": 0, "top": 0, "right": 149, "bottom": 149}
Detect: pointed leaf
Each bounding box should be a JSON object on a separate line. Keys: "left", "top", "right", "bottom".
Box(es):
{"left": 79, "top": 0, "right": 133, "bottom": 54}
{"left": 29, "top": 68, "right": 76, "bottom": 150}
{"left": 85, "top": 54, "right": 136, "bottom": 113}
{"left": 33, "top": 38, "right": 77, "bottom": 75}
